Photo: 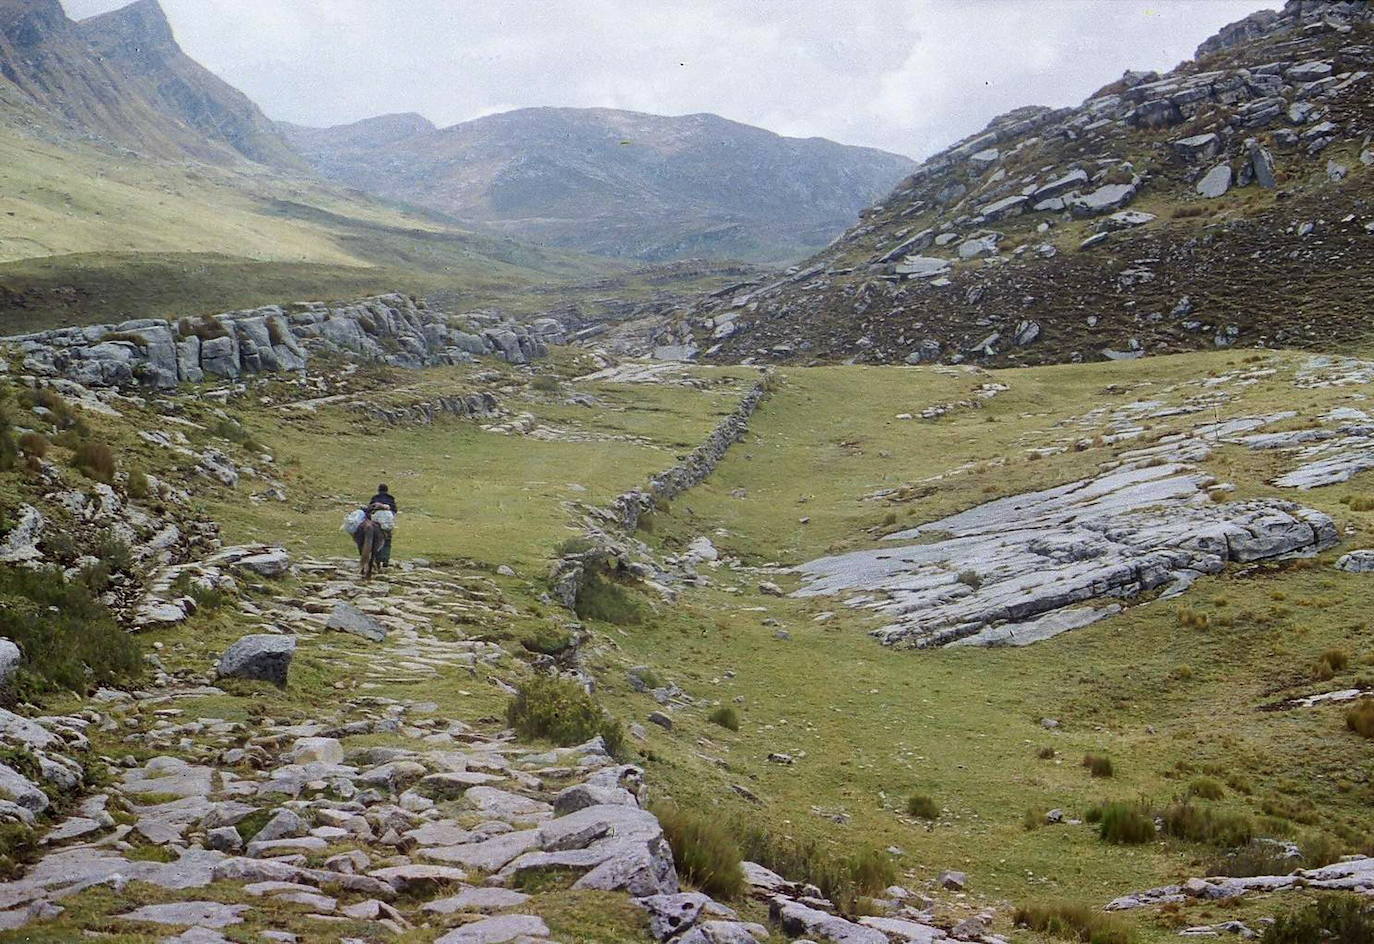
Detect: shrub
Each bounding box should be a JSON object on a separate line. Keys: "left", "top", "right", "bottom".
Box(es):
{"left": 1300, "top": 832, "right": 1345, "bottom": 868}
{"left": 1082, "top": 754, "right": 1114, "bottom": 778}
{"left": 531, "top": 375, "right": 562, "bottom": 393}
{"left": 575, "top": 566, "right": 644, "bottom": 626}
{"left": 652, "top": 802, "right": 745, "bottom": 899}
{"left": 1178, "top": 607, "right": 1210, "bottom": 630}
{"left": 1097, "top": 802, "right": 1155, "bottom": 845}
{"left": 846, "top": 847, "right": 897, "bottom": 898}
{"left": 506, "top": 674, "right": 624, "bottom": 757}
{"left": 211, "top": 418, "right": 263, "bottom": 454}
{"left": 708, "top": 706, "right": 739, "bottom": 731}
{"left": 0, "top": 566, "right": 142, "bottom": 696}
{"left": 1263, "top": 896, "right": 1374, "bottom": 944}
{"left": 956, "top": 569, "right": 982, "bottom": 589}
{"left": 519, "top": 625, "right": 574, "bottom": 655}
{"left": 1188, "top": 777, "right": 1225, "bottom": 801}
{"left": 906, "top": 793, "right": 939, "bottom": 820}
{"left": 1037, "top": 746, "right": 1057, "bottom": 760}
{"left": 93, "top": 530, "right": 134, "bottom": 575}
{"left": 71, "top": 441, "right": 116, "bottom": 483}
{"left": 126, "top": 469, "right": 150, "bottom": 500}
{"left": 1160, "top": 801, "right": 1253, "bottom": 847}
{"left": 1014, "top": 901, "right": 1133, "bottom": 944}
{"left": 1345, "top": 699, "right": 1374, "bottom": 738}
{"left": 1348, "top": 496, "right": 1374, "bottom": 512}
{"left": 16, "top": 433, "right": 47, "bottom": 459}
{"left": 1207, "top": 840, "right": 1299, "bottom": 878}
{"left": 555, "top": 536, "right": 596, "bottom": 557}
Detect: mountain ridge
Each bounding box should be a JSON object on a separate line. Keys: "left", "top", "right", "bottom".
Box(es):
{"left": 282, "top": 105, "right": 918, "bottom": 264}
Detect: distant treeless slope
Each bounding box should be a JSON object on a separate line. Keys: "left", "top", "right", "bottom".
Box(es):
{"left": 282, "top": 107, "right": 917, "bottom": 264}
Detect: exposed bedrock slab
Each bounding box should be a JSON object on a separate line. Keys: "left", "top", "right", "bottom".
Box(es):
{"left": 794, "top": 464, "right": 1337, "bottom": 649}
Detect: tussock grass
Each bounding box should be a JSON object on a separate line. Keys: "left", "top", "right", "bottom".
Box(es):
{"left": 1263, "top": 896, "right": 1374, "bottom": 944}
{"left": 652, "top": 802, "right": 745, "bottom": 899}
{"left": 1082, "top": 754, "right": 1114, "bottom": 778}
{"left": 1345, "top": 699, "right": 1374, "bottom": 738}
{"left": 575, "top": 566, "right": 644, "bottom": 626}
{"left": 506, "top": 674, "right": 625, "bottom": 757}
{"left": 1095, "top": 802, "right": 1155, "bottom": 845}
{"left": 1187, "top": 776, "right": 1225, "bottom": 801}
{"left": 707, "top": 706, "right": 740, "bottom": 731}
{"left": 906, "top": 793, "right": 939, "bottom": 820}
{"left": 732, "top": 821, "right": 894, "bottom": 915}
{"left": 1160, "top": 800, "right": 1253, "bottom": 847}
{"left": 1014, "top": 901, "right": 1133, "bottom": 944}
{"left": 70, "top": 441, "right": 116, "bottom": 483}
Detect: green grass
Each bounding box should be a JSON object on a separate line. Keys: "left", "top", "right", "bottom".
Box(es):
{"left": 506, "top": 675, "right": 625, "bottom": 756}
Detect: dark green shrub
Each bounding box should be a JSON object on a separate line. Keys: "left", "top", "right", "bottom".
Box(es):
{"left": 732, "top": 820, "right": 891, "bottom": 916}
{"left": 906, "top": 793, "right": 938, "bottom": 820}
{"left": 126, "top": 469, "right": 150, "bottom": 500}
{"left": 211, "top": 418, "right": 263, "bottom": 454}
{"left": 1083, "top": 754, "right": 1114, "bottom": 778}
{"left": 71, "top": 441, "right": 116, "bottom": 483}
{"left": 531, "top": 375, "right": 561, "bottom": 393}
{"left": 846, "top": 847, "right": 896, "bottom": 897}
{"left": 506, "top": 674, "right": 624, "bottom": 756}
{"left": 1207, "top": 841, "right": 1298, "bottom": 878}
{"left": 1097, "top": 802, "right": 1155, "bottom": 845}
{"left": 652, "top": 802, "right": 745, "bottom": 899}
{"left": 708, "top": 706, "right": 739, "bottom": 731}
{"left": 555, "top": 536, "right": 596, "bottom": 557}
{"left": 1014, "top": 901, "right": 1133, "bottom": 944}
{"left": 1188, "top": 777, "right": 1225, "bottom": 801}
{"left": 1263, "top": 896, "right": 1374, "bottom": 944}
{"left": 519, "top": 625, "right": 573, "bottom": 655}
{"left": 1160, "top": 801, "right": 1253, "bottom": 848}
{"left": 0, "top": 566, "right": 142, "bottom": 696}
{"left": 575, "top": 567, "right": 644, "bottom": 626}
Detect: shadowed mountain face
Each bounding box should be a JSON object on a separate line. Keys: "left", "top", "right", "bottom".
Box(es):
{"left": 282, "top": 107, "right": 917, "bottom": 263}
{"left": 0, "top": 0, "right": 301, "bottom": 169}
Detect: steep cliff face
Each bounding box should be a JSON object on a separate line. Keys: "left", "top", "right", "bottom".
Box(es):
{"left": 651, "top": 0, "right": 1374, "bottom": 367}
{"left": 283, "top": 107, "right": 917, "bottom": 264}
{"left": 0, "top": 0, "right": 300, "bottom": 168}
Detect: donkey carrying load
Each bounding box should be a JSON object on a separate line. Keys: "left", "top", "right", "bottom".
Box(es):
{"left": 343, "top": 506, "right": 396, "bottom": 579}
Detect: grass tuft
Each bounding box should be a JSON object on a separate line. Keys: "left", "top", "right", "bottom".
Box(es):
{"left": 1082, "top": 754, "right": 1114, "bottom": 778}
{"left": 651, "top": 802, "right": 745, "bottom": 900}
{"left": 1345, "top": 699, "right": 1374, "bottom": 738}
{"left": 1096, "top": 802, "right": 1155, "bottom": 845}
{"left": 906, "top": 793, "right": 939, "bottom": 820}
{"left": 707, "top": 706, "right": 740, "bottom": 731}
{"left": 1262, "top": 896, "right": 1374, "bottom": 944}
{"left": 70, "top": 441, "right": 116, "bottom": 483}
{"left": 1014, "top": 901, "right": 1133, "bottom": 944}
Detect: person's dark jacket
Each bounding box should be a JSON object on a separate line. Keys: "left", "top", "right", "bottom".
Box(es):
{"left": 369, "top": 492, "right": 397, "bottom": 512}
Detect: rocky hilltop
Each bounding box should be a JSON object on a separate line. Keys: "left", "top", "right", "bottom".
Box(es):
{"left": 643, "top": 0, "right": 1374, "bottom": 367}
{"left": 282, "top": 107, "right": 916, "bottom": 264}
{"left": 0, "top": 0, "right": 301, "bottom": 168}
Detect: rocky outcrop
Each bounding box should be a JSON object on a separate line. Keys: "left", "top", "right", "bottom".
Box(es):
{"left": 353, "top": 392, "right": 502, "bottom": 427}
{"left": 796, "top": 457, "right": 1338, "bottom": 649}
{"left": 6, "top": 295, "right": 549, "bottom": 391}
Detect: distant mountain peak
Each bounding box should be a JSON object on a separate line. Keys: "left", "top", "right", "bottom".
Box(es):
{"left": 0, "top": 0, "right": 68, "bottom": 48}
{"left": 81, "top": 0, "right": 179, "bottom": 56}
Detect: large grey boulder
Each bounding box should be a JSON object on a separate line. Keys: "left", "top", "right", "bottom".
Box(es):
{"left": 1068, "top": 182, "right": 1138, "bottom": 217}
{"left": 235, "top": 549, "right": 290, "bottom": 578}
{"left": 217, "top": 635, "right": 295, "bottom": 687}
{"left": 433, "top": 914, "right": 550, "bottom": 944}
{"left": 1033, "top": 168, "right": 1088, "bottom": 201}
{"left": 0, "top": 642, "right": 20, "bottom": 690}
{"left": 1245, "top": 138, "right": 1277, "bottom": 188}
{"left": 1173, "top": 133, "right": 1222, "bottom": 163}
{"left": 0, "top": 763, "right": 47, "bottom": 812}
{"left": 770, "top": 897, "right": 886, "bottom": 944}
{"left": 1337, "top": 551, "right": 1374, "bottom": 573}
{"left": 893, "top": 256, "right": 951, "bottom": 279}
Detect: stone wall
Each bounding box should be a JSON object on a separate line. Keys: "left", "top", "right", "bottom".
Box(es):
{"left": 5, "top": 295, "right": 561, "bottom": 390}
{"left": 351, "top": 392, "right": 501, "bottom": 426}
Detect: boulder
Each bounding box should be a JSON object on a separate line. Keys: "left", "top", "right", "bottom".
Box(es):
{"left": 325, "top": 603, "right": 387, "bottom": 642}
{"left": 0, "top": 642, "right": 20, "bottom": 690}
{"left": 770, "top": 897, "right": 886, "bottom": 944}
{"left": 1337, "top": 551, "right": 1374, "bottom": 573}
{"left": 235, "top": 549, "right": 289, "bottom": 578}
{"left": 0, "top": 763, "right": 47, "bottom": 812}
{"left": 0, "top": 507, "right": 44, "bottom": 564}
{"left": 1245, "top": 138, "right": 1277, "bottom": 188}
{"left": 892, "top": 256, "right": 951, "bottom": 279}
{"left": 978, "top": 195, "right": 1027, "bottom": 222}
{"left": 216, "top": 635, "right": 295, "bottom": 687}
{"left": 1287, "top": 60, "right": 1334, "bottom": 82}
{"left": 1173, "top": 132, "right": 1223, "bottom": 163}
{"left": 1197, "top": 164, "right": 1233, "bottom": 198}
{"left": 290, "top": 737, "right": 344, "bottom": 765}
{"left": 1068, "top": 182, "right": 1138, "bottom": 217}
{"left": 433, "top": 914, "right": 550, "bottom": 944}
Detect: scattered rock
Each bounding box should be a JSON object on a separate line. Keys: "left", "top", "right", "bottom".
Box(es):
{"left": 216, "top": 635, "right": 296, "bottom": 687}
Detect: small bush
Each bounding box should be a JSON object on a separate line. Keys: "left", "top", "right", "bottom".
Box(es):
{"left": 555, "top": 536, "right": 596, "bottom": 557}
{"left": 1263, "top": 896, "right": 1374, "bottom": 944}
{"left": 211, "top": 418, "right": 263, "bottom": 454}
{"left": 652, "top": 802, "right": 745, "bottom": 899}
{"left": 1345, "top": 699, "right": 1374, "bottom": 738}
{"left": 519, "top": 625, "right": 574, "bottom": 655}
{"left": 906, "top": 793, "right": 938, "bottom": 820}
{"left": 1037, "top": 746, "right": 1057, "bottom": 760}
{"left": 1207, "top": 840, "right": 1299, "bottom": 878}
{"left": 0, "top": 566, "right": 142, "bottom": 696}
{"left": 1300, "top": 831, "right": 1345, "bottom": 868}
{"left": 1014, "top": 901, "right": 1133, "bottom": 944}
{"left": 1188, "top": 777, "right": 1225, "bottom": 801}
{"left": 126, "top": 469, "right": 150, "bottom": 500}
{"left": 93, "top": 531, "right": 134, "bottom": 575}
{"left": 1160, "top": 800, "right": 1253, "bottom": 847}
{"left": 1083, "top": 754, "right": 1114, "bottom": 778}
{"left": 16, "top": 433, "right": 47, "bottom": 459}
{"left": 956, "top": 569, "right": 982, "bottom": 589}
{"left": 531, "top": 375, "right": 562, "bottom": 393}
{"left": 71, "top": 441, "right": 116, "bottom": 483}
{"left": 506, "top": 674, "right": 624, "bottom": 757}
{"left": 1348, "top": 496, "right": 1374, "bottom": 512}
{"left": 1178, "top": 606, "right": 1211, "bottom": 630}
{"left": 732, "top": 822, "right": 890, "bottom": 916}
{"left": 708, "top": 706, "right": 739, "bottom": 731}
{"left": 575, "top": 566, "right": 644, "bottom": 626}
{"left": 846, "top": 847, "right": 897, "bottom": 898}
{"left": 1097, "top": 802, "right": 1155, "bottom": 845}
{"left": 1024, "top": 808, "right": 1045, "bottom": 831}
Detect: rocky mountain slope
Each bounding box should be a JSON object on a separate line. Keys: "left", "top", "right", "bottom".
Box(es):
{"left": 282, "top": 108, "right": 916, "bottom": 264}
{"left": 645, "top": 0, "right": 1374, "bottom": 367}
{"left": 0, "top": 0, "right": 299, "bottom": 168}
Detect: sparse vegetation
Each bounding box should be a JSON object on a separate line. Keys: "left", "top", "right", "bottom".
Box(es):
{"left": 1160, "top": 800, "right": 1253, "bottom": 848}
{"left": 1082, "top": 754, "right": 1114, "bottom": 778}
{"left": 506, "top": 674, "right": 624, "bottom": 757}
{"left": 906, "top": 793, "right": 939, "bottom": 820}
{"left": 1315, "top": 647, "right": 1351, "bottom": 680}
{"left": 575, "top": 565, "right": 644, "bottom": 626}
{"left": 707, "top": 706, "right": 740, "bottom": 731}
{"left": 1345, "top": 699, "right": 1374, "bottom": 738}
{"left": 1096, "top": 802, "right": 1155, "bottom": 845}
{"left": 1188, "top": 776, "right": 1225, "bottom": 801}
{"left": 651, "top": 802, "right": 745, "bottom": 899}
{"left": 956, "top": 569, "right": 982, "bottom": 589}
{"left": 1262, "top": 896, "right": 1374, "bottom": 944}
{"left": 1014, "top": 901, "right": 1133, "bottom": 944}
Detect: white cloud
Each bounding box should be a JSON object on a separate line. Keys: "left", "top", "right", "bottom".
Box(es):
{"left": 60, "top": 0, "right": 1276, "bottom": 158}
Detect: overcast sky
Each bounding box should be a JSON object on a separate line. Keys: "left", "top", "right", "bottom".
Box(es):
{"left": 60, "top": 0, "right": 1275, "bottom": 159}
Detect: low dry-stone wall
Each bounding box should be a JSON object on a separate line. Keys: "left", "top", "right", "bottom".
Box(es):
{"left": 551, "top": 375, "right": 771, "bottom": 609}
{"left": 5, "top": 295, "right": 557, "bottom": 390}
{"left": 353, "top": 392, "right": 502, "bottom": 427}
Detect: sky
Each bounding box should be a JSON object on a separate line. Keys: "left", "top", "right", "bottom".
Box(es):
{"left": 59, "top": 0, "right": 1277, "bottom": 160}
